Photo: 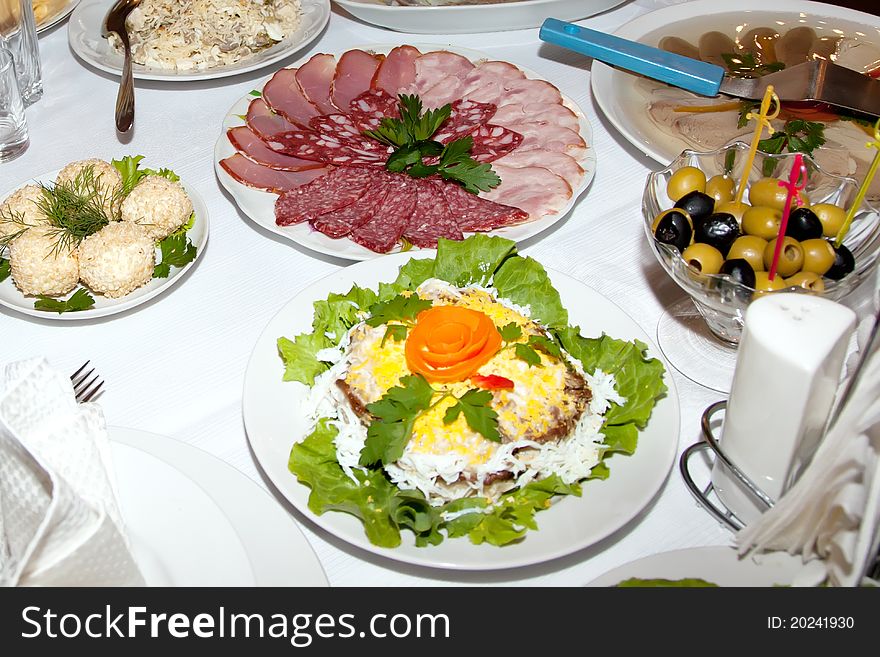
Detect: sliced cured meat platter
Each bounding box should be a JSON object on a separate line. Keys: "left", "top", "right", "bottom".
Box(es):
{"left": 214, "top": 45, "right": 596, "bottom": 260}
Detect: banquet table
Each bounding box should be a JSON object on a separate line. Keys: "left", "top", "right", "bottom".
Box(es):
{"left": 1, "top": 0, "right": 875, "bottom": 587}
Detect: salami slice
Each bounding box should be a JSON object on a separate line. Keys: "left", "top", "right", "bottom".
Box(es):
{"left": 246, "top": 98, "right": 298, "bottom": 140}
{"left": 265, "top": 129, "right": 387, "bottom": 167}
{"left": 439, "top": 180, "right": 527, "bottom": 231}
{"left": 275, "top": 167, "right": 375, "bottom": 226}
{"left": 468, "top": 124, "right": 523, "bottom": 163}
{"left": 348, "top": 89, "right": 400, "bottom": 132}
{"left": 312, "top": 176, "right": 391, "bottom": 238}
{"left": 227, "top": 126, "right": 325, "bottom": 172}
{"left": 219, "top": 154, "right": 330, "bottom": 194}
{"left": 349, "top": 176, "right": 418, "bottom": 253}
{"left": 262, "top": 69, "right": 320, "bottom": 127}
{"left": 433, "top": 99, "right": 497, "bottom": 144}
{"left": 404, "top": 180, "right": 463, "bottom": 248}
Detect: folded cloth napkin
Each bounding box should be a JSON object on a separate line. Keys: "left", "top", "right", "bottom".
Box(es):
{"left": 0, "top": 357, "right": 144, "bottom": 586}
{"left": 736, "top": 314, "right": 880, "bottom": 587}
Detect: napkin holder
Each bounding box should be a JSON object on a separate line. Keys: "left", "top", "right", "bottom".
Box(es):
{"left": 680, "top": 293, "right": 856, "bottom": 530}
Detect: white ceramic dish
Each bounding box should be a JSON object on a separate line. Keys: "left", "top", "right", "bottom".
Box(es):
{"left": 0, "top": 168, "right": 209, "bottom": 320}
{"left": 242, "top": 252, "right": 680, "bottom": 571}
{"left": 587, "top": 546, "right": 806, "bottom": 587}
{"left": 215, "top": 44, "right": 596, "bottom": 261}
{"left": 332, "top": 0, "right": 626, "bottom": 34}
{"left": 112, "top": 427, "right": 328, "bottom": 586}
{"left": 67, "top": 0, "right": 330, "bottom": 81}
{"left": 590, "top": 0, "right": 880, "bottom": 164}
{"left": 35, "top": 0, "right": 80, "bottom": 33}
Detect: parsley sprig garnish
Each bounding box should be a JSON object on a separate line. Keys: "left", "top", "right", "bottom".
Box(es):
{"left": 363, "top": 94, "right": 501, "bottom": 194}
{"left": 34, "top": 288, "right": 95, "bottom": 313}
{"left": 758, "top": 119, "right": 826, "bottom": 175}
{"left": 721, "top": 52, "right": 785, "bottom": 78}
{"left": 365, "top": 293, "right": 433, "bottom": 345}
{"left": 0, "top": 257, "right": 10, "bottom": 283}
{"left": 444, "top": 389, "right": 500, "bottom": 443}
{"left": 360, "top": 374, "right": 436, "bottom": 466}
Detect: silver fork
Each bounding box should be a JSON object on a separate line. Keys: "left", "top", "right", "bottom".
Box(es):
{"left": 70, "top": 361, "right": 104, "bottom": 403}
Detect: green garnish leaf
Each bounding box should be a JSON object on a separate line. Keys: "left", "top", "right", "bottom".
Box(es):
{"left": 438, "top": 157, "right": 501, "bottom": 194}
{"left": 433, "top": 234, "right": 516, "bottom": 287}
{"left": 514, "top": 343, "right": 541, "bottom": 367}
{"left": 386, "top": 144, "right": 424, "bottom": 173}
{"left": 365, "top": 293, "right": 432, "bottom": 328}
{"left": 615, "top": 577, "right": 719, "bottom": 587}
{"left": 34, "top": 288, "right": 95, "bottom": 313}
{"left": 493, "top": 254, "right": 568, "bottom": 329}
{"left": 758, "top": 119, "right": 826, "bottom": 176}
{"left": 721, "top": 52, "right": 785, "bottom": 78}
{"left": 443, "top": 388, "right": 500, "bottom": 443}
{"left": 153, "top": 231, "right": 196, "bottom": 278}
{"left": 112, "top": 154, "right": 181, "bottom": 196}
{"left": 313, "top": 284, "right": 378, "bottom": 343}
{"left": 249, "top": 90, "right": 262, "bottom": 97}
{"left": 0, "top": 257, "right": 9, "bottom": 283}
{"left": 277, "top": 332, "right": 332, "bottom": 385}
{"left": 382, "top": 324, "right": 408, "bottom": 345}
{"left": 360, "top": 375, "right": 435, "bottom": 466}
{"left": 529, "top": 334, "right": 562, "bottom": 359}
{"left": 499, "top": 321, "right": 522, "bottom": 342}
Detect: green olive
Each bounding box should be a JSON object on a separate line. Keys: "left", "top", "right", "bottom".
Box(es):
{"left": 705, "top": 174, "right": 736, "bottom": 204}
{"left": 800, "top": 238, "right": 835, "bottom": 276}
{"left": 666, "top": 166, "right": 707, "bottom": 202}
{"left": 682, "top": 242, "right": 724, "bottom": 275}
{"left": 811, "top": 203, "right": 847, "bottom": 238}
{"left": 785, "top": 271, "right": 826, "bottom": 293}
{"left": 748, "top": 177, "right": 790, "bottom": 210}
{"left": 727, "top": 235, "right": 768, "bottom": 272}
{"left": 753, "top": 271, "right": 788, "bottom": 294}
{"left": 763, "top": 236, "right": 805, "bottom": 277}
{"left": 742, "top": 205, "right": 782, "bottom": 239}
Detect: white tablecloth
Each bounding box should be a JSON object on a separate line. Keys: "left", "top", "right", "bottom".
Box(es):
{"left": 2, "top": 0, "right": 830, "bottom": 586}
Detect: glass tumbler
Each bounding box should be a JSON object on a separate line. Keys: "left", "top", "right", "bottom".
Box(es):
{"left": 0, "top": 0, "right": 42, "bottom": 106}
{"left": 0, "top": 46, "right": 28, "bottom": 161}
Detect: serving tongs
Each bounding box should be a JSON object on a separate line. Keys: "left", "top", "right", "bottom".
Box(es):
{"left": 540, "top": 18, "right": 880, "bottom": 117}
{"left": 102, "top": 0, "right": 141, "bottom": 132}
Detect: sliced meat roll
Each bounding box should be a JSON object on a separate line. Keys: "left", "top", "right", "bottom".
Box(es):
{"left": 219, "top": 154, "right": 331, "bottom": 194}
{"left": 480, "top": 164, "right": 572, "bottom": 220}
{"left": 405, "top": 51, "right": 475, "bottom": 96}
{"left": 295, "top": 54, "right": 340, "bottom": 115}
{"left": 491, "top": 103, "right": 581, "bottom": 132}
{"left": 262, "top": 69, "right": 320, "bottom": 127}
{"left": 372, "top": 45, "right": 420, "bottom": 96}
{"left": 504, "top": 122, "right": 587, "bottom": 158}
{"left": 331, "top": 50, "right": 383, "bottom": 111}
{"left": 492, "top": 148, "right": 584, "bottom": 190}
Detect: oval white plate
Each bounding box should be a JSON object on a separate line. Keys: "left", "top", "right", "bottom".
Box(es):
{"left": 215, "top": 45, "right": 596, "bottom": 261}
{"left": 587, "top": 546, "right": 807, "bottom": 587}
{"left": 112, "top": 427, "right": 328, "bottom": 587}
{"left": 242, "top": 252, "right": 680, "bottom": 570}
{"left": 36, "top": 0, "right": 80, "bottom": 33}
{"left": 0, "top": 168, "right": 209, "bottom": 320}
{"left": 68, "top": 0, "right": 330, "bottom": 81}
{"left": 332, "top": 0, "right": 625, "bottom": 34}
{"left": 590, "top": 0, "right": 880, "bottom": 164}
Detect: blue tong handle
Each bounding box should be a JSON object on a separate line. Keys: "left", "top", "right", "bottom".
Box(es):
{"left": 539, "top": 17, "right": 726, "bottom": 97}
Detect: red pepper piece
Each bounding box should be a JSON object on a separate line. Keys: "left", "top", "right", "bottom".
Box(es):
{"left": 470, "top": 374, "right": 515, "bottom": 390}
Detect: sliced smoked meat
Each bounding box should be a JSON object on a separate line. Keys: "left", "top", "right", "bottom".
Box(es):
{"left": 372, "top": 45, "right": 420, "bottom": 96}
{"left": 404, "top": 51, "right": 475, "bottom": 96}
{"left": 491, "top": 103, "right": 580, "bottom": 132}
{"left": 493, "top": 148, "right": 585, "bottom": 189}
{"left": 227, "top": 126, "right": 325, "bottom": 171}
{"left": 433, "top": 99, "right": 497, "bottom": 144}
{"left": 331, "top": 50, "right": 383, "bottom": 112}
{"left": 504, "top": 122, "right": 586, "bottom": 158}
{"left": 349, "top": 176, "right": 418, "bottom": 253}
{"left": 274, "top": 167, "right": 374, "bottom": 226}
{"left": 295, "top": 54, "right": 340, "bottom": 115}
{"left": 262, "top": 69, "right": 320, "bottom": 127}
{"left": 312, "top": 176, "right": 391, "bottom": 239}
{"left": 265, "top": 128, "right": 387, "bottom": 167}
{"left": 246, "top": 98, "right": 298, "bottom": 140}
{"left": 438, "top": 180, "right": 527, "bottom": 231}
{"left": 348, "top": 89, "right": 400, "bottom": 132}
{"left": 480, "top": 164, "right": 572, "bottom": 220}
{"left": 309, "top": 113, "right": 388, "bottom": 154}
{"left": 404, "top": 180, "right": 462, "bottom": 247}
{"left": 219, "top": 154, "right": 330, "bottom": 194}
{"left": 468, "top": 124, "right": 523, "bottom": 163}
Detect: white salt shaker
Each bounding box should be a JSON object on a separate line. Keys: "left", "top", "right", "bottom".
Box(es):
{"left": 711, "top": 293, "right": 856, "bottom": 526}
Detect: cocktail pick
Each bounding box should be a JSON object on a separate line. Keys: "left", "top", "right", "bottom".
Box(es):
{"left": 768, "top": 153, "right": 808, "bottom": 281}
{"left": 834, "top": 117, "right": 880, "bottom": 248}
{"left": 733, "top": 85, "right": 780, "bottom": 208}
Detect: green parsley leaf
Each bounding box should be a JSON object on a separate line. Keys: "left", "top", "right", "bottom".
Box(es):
{"left": 386, "top": 144, "right": 423, "bottom": 173}
{"left": 249, "top": 90, "right": 262, "bottom": 97}
{"left": 721, "top": 52, "right": 785, "bottom": 78}
{"left": 0, "top": 257, "right": 9, "bottom": 283}
{"left": 153, "top": 231, "right": 196, "bottom": 278}
{"left": 514, "top": 343, "right": 541, "bottom": 367}
{"left": 499, "top": 322, "right": 522, "bottom": 342}
{"left": 382, "top": 324, "right": 408, "bottom": 346}
{"left": 528, "top": 334, "right": 562, "bottom": 359}
{"left": 361, "top": 375, "right": 435, "bottom": 466}
{"left": 34, "top": 288, "right": 95, "bottom": 313}
{"left": 758, "top": 119, "right": 826, "bottom": 176}
{"left": 438, "top": 158, "right": 501, "bottom": 194}
{"left": 365, "top": 293, "right": 432, "bottom": 328}
{"left": 443, "top": 388, "right": 500, "bottom": 443}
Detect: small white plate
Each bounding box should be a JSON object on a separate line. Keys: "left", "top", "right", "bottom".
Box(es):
{"left": 112, "top": 427, "right": 328, "bottom": 587}
{"left": 35, "top": 0, "right": 80, "bottom": 33}
{"left": 215, "top": 44, "right": 596, "bottom": 261}
{"left": 332, "top": 0, "right": 626, "bottom": 34}
{"left": 590, "top": 0, "right": 880, "bottom": 164}
{"left": 67, "top": 0, "right": 330, "bottom": 81}
{"left": 242, "top": 252, "right": 680, "bottom": 570}
{"left": 587, "top": 546, "right": 807, "bottom": 587}
{"left": 0, "top": 168, "right": 209, "bottom": 321}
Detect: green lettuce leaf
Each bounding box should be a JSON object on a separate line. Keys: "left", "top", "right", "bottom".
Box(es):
{"left": 312, "top": 285, "right": 378, "bottom": 343}
{"left": 493, "top": 255, "right": 568, "bottom": 329}
{"left": 0, "top": 257, "right": 9, "bottom": 283}
{"left": 277, "top": 332, "right": 331, "bottom": 384}
{"left": 432, "top": 235, "right": 516, "bottom": 287}
{"left": 615, "top": 578, "right": 719, "bottom": 587}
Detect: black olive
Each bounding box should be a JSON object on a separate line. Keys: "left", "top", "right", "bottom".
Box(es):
{"left": 674, "top": 190, "right": 715, "bottom": 224}
{"left": 825, "top": 242, "right": 855, "bottom": 280}
{"left": 694, "top": 212, "right": 740, "bottom": 257}
{"left": 785, "top": 207, "right": 823, "bottom": 241}
{"left": 652, "top": 209, "right": 693, "bottom": 253}
{"left": 719, "top": 258, "right": 756, "bottom": 289}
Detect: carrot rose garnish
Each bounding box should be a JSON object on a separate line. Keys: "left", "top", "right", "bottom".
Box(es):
{"left": 405, "top": 305, "right": 502, "bottom": 383}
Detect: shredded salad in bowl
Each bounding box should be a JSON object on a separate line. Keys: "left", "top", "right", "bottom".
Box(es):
{"left": 279, "top": 235, "right": 667, "bottom": 548}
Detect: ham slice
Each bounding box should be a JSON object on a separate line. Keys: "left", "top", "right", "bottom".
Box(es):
{"left": 246, "top": 98, "right": 298, "bottom": 140}
{"left": 492, "top": 149, "right": 584, "bottom": 189}
{"left": 331, "top": 50, "right": 383, "bottom": 112}
{"left": 275, "top": 167, "right": 374, "bottom": 226}
{"left": 474, "top": 60, "right": 526, "bottom": 82}
{"left": 295, "top": 54, "right": 340, "bottom": 115}
{"left": 227, "top": 126, "right": 326, "bottom": 171}
{"left": 464, "top": 77, "right": 564, "bottom": 108}
{"left": 262, "top": 69, "right": 320, "bottom": 127}
{"left": 219, "top": 154, "right": 330, "bottom": 193}
{"left": 504, "top": 121, "right": 587, "bottom": 158}
{"left": 406, "top": 51, "right": 475, "bottom": 95}
{"left": 481, "top": 164, "right": 572, "bottom": 219}
{"left": 372, "top": 45, "right": 420, "bottom": 96}
{"left": 491, "top": 103, "right": 580, "bottom": 132}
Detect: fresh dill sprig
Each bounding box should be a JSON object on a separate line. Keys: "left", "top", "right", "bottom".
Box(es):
{"left": 0, "top": 206, "right": 33, "bottom": 250}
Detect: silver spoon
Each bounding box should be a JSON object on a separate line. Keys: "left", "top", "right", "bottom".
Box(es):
{"left": 101, "top": 0, "right": 141, "bottom": 132}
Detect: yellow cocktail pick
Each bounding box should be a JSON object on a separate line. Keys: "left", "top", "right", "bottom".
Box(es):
{"left": 834, "top": 117, "right": 880, "bottom": 248}
{"left": 733, "top": 85, "right": 780, "bottom": 208}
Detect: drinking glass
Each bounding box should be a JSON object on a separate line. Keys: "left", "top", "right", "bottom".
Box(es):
{"left": 0, "top": 0, "right": 42, "bottom": 106}
{"left": 0, "top": 46, "right": 28, "bottom": 161}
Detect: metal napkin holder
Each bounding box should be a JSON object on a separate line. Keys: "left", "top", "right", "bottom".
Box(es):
{"left": 679, "top": 400, "right": 776, "bottom": 531}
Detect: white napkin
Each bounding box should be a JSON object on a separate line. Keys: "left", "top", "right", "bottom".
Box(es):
{"left": 0, "top": 357, "right": 144, "bottom": 587}
{"left": 736, "top": 318, "right": 880, "bottom": 587}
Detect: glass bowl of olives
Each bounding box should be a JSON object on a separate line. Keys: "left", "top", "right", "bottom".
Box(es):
{"left": 643, "top": 143, "right": 880, "bottom": 389}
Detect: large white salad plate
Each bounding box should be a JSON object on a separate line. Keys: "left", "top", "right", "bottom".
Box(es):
{"left": 67, "top": 0, "right": 331, "bottom": 81}
{"left": 35, "top": 0, "right": 80, "bottom": 33}
{"left": 0, "top": 168, "right": 209, "bottom": 321}
{"left": 586, "top": 546, "right": 806, "bottom": 587}
{"left": 590, "top": 0, "right": 880, "bottom": 165}
{"left": 242, "top": 252, "right": 680, "bottom": 570}
{"left": 331, "top": 0, "right": 626, "bottom": 34}
{"left": 112, "top": 427, "right": 328, "bottom": 587}
{"left": 215, "top": 45, "right": 596, "bottom": 261}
